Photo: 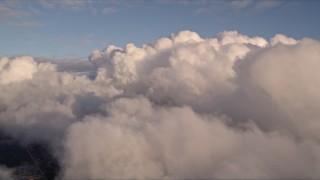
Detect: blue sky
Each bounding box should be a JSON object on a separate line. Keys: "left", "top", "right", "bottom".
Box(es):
{"left": 1, "top": 0, "right": 320, "bottom": 59}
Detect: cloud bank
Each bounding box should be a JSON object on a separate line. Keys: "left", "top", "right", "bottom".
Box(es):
{"left": 1, "top": 30, "right": 320, "bottom": 179}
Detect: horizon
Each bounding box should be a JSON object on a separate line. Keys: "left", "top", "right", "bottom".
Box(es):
{"left": 1, "top": 0, "right": 320, "bottom": 59}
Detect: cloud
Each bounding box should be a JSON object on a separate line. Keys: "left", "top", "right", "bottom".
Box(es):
{"left": 36, "top": 0, "right": 90, "bottom": 10}
{"left": 101, "top": 7, "right": 117, "bottom": 14}
{"left": 0, "top": 1, "right": 42, "bottom": 28}
{"left": 0, "top": 56, "right": 38, "bottom": 85}
{"left": 63, "top": 97, "right": 320, "bottom": 179}
{"left": 36, "top": 0, "right": 116, "bottom": 13}
{"left": 235, "top": 37, "right": 320, "bottom": 139}
{"left": 194, "top": 0, "right": 283, "bottom": 15}
{"left": 270, "top": 34, "right": 298, "bottom": 46}
{"left": 229, "top": 0, "right": 253, "bottom": 10}
{"left": 253, "top": 0, "right": 282, "bottom": 12}
{"left": 0, "top": 166, "right": 14, "bottom": 180}
{"left": 1, "top": 30, "right": 320, "bottom": 179}
{"left": 78, "top": 39, "right": 93, "bottom": 46}
{"left": 10, "top": 21, "right": 44, "bottom": 27}
{"left": 0, "top": 4, "right": 28, "bottom": 22}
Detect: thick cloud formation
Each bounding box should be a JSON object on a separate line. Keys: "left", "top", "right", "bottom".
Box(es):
{"left": 1, "top": 30, "right": 320, "bottom": 179}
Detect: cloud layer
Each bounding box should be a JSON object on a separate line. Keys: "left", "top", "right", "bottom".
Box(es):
{"left": 1, "top": 30, "right": 320, "bottom": 179}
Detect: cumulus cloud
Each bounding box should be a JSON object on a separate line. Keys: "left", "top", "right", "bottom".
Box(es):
{"left": 1, "top": 30, "right": 320, "bottom": 179}
{"left": 63, "top": 97, "right": 320, "bottom": 179}
{"left": 0, "top": 56, "right": 120, "bottom": 153}
{"left": 236, "top": 38, "right": 320, "bottom": 140}
{"left": 270, "top": 34, "right": 298, "bottom": 46}
{"left": 89, "top": 30, "right": 267, "bottom": 113}
{"left": 0, "top": 56, "right": 38, "bottom": 84}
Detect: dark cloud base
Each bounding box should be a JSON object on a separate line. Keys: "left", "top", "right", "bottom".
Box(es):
{"left": 0, "top": 132, "right": 59, "bottom": 179}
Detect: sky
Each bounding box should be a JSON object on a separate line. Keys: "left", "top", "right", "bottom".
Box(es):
{"left": 0, "top": 0, "right": 320, "bottom": 59}
{"left": 3, "top": 1, "right": 320, "bottom": 179}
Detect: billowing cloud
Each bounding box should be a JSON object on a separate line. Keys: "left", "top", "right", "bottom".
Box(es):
{"left": 1, "top": 30, "right": 320, "bottom": 179}
{"left": 236, "top": 38, "right": 320, "bottom": 140}
{"left": 63, "top": 97, "right": 320, "bottom": 179}
{"left": 0, "top": 56, "right": 38, "bottom": 84}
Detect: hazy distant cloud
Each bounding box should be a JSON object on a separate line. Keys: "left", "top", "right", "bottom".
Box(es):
{"left": 0, "top": 4, "right": 29, "bottom": 22}
{"left": 36, "top": 0, "right": 118, "bottom": 16}
{"left": 194, "top": 2, "right": 236, "bottom": 15}
{"left": 36, "top": 0, "right": 57, "bottom": 9}
{"left": 0, "top": 1, "right": 42, "bottom": 29}
{"left": 195, "top": 0, "right": 283, "bottom": 15}
{"left": 101, "top": 7, "right": 117, "bottom": 14}
{"left": 10, "top": 21, "right": 45, "bottom": 27}
{"left": 58, "top": 0, "right": 90, "bottom": 7}
{"left": 253, "top": 0, "right": 282, "bottom": 12}
{"left": 78, "top": 39, "right": 93, "bottom": 46}
{"left": 55, "top": 36, "right": 73, "bottom": 44}
{"left": 229, "top": 0, "right": 253, "bottom": 10}
{"left": 37, "top": 0, "right": 91, "bottom": 10}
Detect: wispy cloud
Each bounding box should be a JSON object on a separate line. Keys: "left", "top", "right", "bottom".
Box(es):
{"left": 101, "top": 7, "right": 117, "bottom": 15}
{"left": 10, "top": 21, "right": 45, "bottom": 28}
{"left": 23, "top": 34, "right": 40, "bottom": 42}
{"left": 78, "top": 39, "right": 93, "bottom": 46}
{"left": 194, "top": 0, "right": 283, "bottom": 15}
{"left": 229, "top": 0, "right": 253, "bottom": 10}
{"left": 37, "top": 0, "right": 91, "bottom": 10}
{"left": 0, "top": 4, "right": 29, "bottom": 22}
{"left": 55, "top": 36, "right": 73, "bottom": 44}
{"left": 253, "top": 0, "right": 282, "bottom": 12}
{"left": 0, "top": 1, "right": 42, "bottom": 27}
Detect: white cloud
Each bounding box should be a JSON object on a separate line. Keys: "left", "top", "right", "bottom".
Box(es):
{"left": 0, "top": 56, "right": 38, "bottom": 84}
{"left": 1, "top": 30, "right": 320, "bottom": 179}
{"left": 63, "top": 97, "right": 320, "bottom": 179}
{"left": 270, "top": 34, "right": 298, "bottom": 46}
{"left": 237, "top": 38, "right": 320, "bottom": 140}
